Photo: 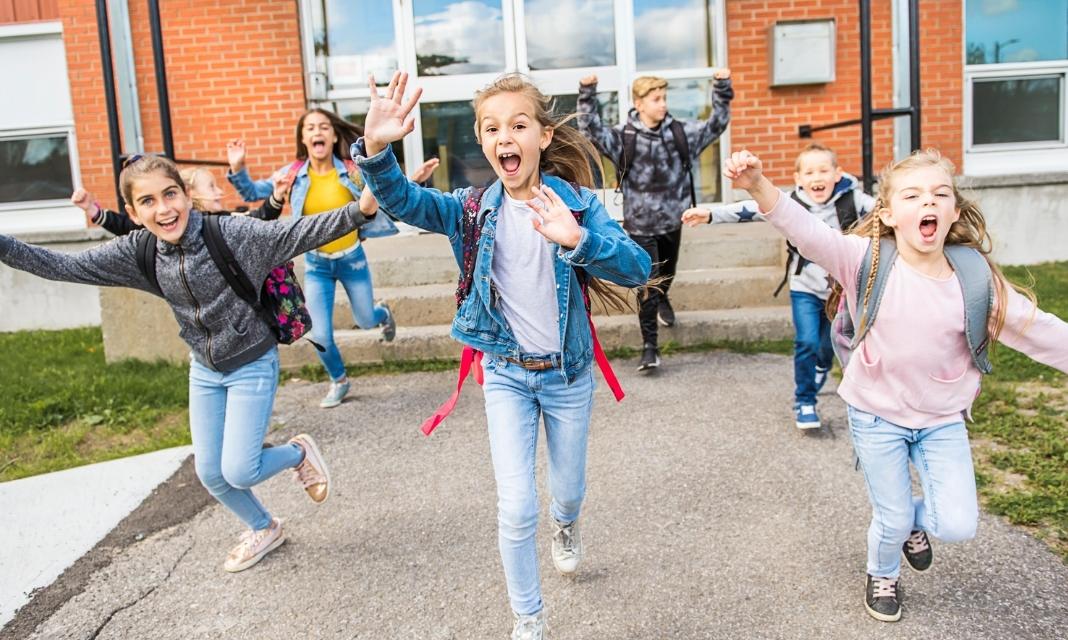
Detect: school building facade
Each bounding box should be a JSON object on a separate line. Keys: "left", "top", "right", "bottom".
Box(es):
{"left": 1, "top": 0, "right": 1066, "bottom": 330}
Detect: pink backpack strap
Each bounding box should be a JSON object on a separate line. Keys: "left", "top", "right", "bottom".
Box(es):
{"left": 587, "top": 311, "right": 624, "bottom": 401}
{"left": 286, "top": 160, "right": 305, "bottom": 185}
{"left": 421, "top": 346, "right": 484, "bottom": 436}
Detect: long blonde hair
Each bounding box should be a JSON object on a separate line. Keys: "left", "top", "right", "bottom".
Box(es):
{"left": 472, "top": 73, "right": 641, "bottom": 312}
{"left": 826, "top": 149, "right": 1034, "bottom": 347}
{"left": 178, "top": 167, "right": 219, "bottom": 212}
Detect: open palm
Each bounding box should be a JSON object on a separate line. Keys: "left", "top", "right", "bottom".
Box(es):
{"left": 527, "top": 185, "right": 582, "bottom": 249}
{"left": 363, "top": 71, "right": 422, "bottom": 153}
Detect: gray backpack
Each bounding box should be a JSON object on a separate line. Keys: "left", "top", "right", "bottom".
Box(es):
{"left": 831, "top": 237, "right": 995, "bottom": 374}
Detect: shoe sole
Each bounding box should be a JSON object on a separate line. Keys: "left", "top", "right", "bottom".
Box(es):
{"left": 795, "top": 420, "right": 821, "bottom": 430}
{"left": 901, "top": 550, "right": 933, "bottom": 573}
{"left": 553, "top": 559, "right": 580, "bottom": 576}
{"left": 319, "top": 399, "right": 342, "bottom": 409}
{"left": 864, "top": 599, "right": 902, "bottom": 622}
{"left": 224, "top": 530, "right": 287, "bottom": 573}
{"left": 657, "top": 315, "right": 675, "bottom": 328}
{"left": 637, "top": 363, "right": 660, "bottom": 373}
{"left": 294, "top": 434, "right": 331, "bottom": 504}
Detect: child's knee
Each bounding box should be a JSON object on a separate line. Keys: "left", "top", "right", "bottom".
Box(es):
{"left": 497, "top": 497, "right": 538, "bottom": 540}
{"left": 933, "top": 509, "right": 978, "bottom": 543}
{"left": 221, "top": 460, "right": 260, "bottom": 490}
{"left": 194, "top": 460, "right": 229, "bottom": 495}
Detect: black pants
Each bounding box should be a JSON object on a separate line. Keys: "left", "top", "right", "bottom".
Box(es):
{"left": 631, "top": 229, "right": 682, "bottom": 347}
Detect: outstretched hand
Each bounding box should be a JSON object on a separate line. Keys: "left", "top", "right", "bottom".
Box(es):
{"left": 363, "top": 71, "right": 422, "bottom": 156}
{"left": 723, "top": 150, "right": 765, "bottom": 191}
{"left": 271, "top": 168, "right": 294, "bottom": 202}
{"left": 681, "top": 207, "right": 710, "bottom": 227}
{"left": 409, "top": 158, "right": 440, "bottom": 183}
{"left": 226, "top": 139, "right": 246, "bottom": 173}
{"left": 71, "top": 188, "right": 99, "bottom": 226}
{"left": 526, "top": 185, "right": 582, "bottom": 249}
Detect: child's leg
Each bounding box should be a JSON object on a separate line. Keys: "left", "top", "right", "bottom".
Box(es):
{"left": 540, "top": 366, "right": 595, "bottom": 524}
{"left": 631, "top": 234, "right": 660, "bottom": 345}
{"left": 336, "top": 245, "right": 388, "bottom": 329}
{"left": 483, "top": 358, "right": 544, "bottom": 616}
{"left": 218, "top": 349, "right": 303, "bottom": 491}
{"left": 655, "top": 229, "right": 683, "bottom": 298}
{"left": 790, "top": 291, "right": 824, "bottom": 405}
{"left": 910, "top": 420, "right": 978, "bottom": 543}
{"left": 303, "top": 253, "right": 346, "bottom": 381}
{"left": 847, "top": 406, "right": 916, "bottom": 578}
{"left": 816, "top": 308, "right": 834, "bottom": 372}
{"left": 189, "top": 358, "right": 274, "bottom": 530}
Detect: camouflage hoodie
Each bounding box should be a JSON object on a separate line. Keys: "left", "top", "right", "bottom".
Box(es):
{"left": 577, "top": 77, "right": 733, "bottom": 236}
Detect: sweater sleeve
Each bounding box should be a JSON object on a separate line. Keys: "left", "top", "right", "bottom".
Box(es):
{"left": 97, "top": 208, "right": 142, "bottom": 236}
{"left": 576, "top": 83, "right": 624, "bottom": 167}
{"left": 687, "top": 77, "right": 734, "bottom": 155}
{"left": 996, "top": 286, "right": 1068, "bottom": 374}
{"left": 761, "top": 191, "right": 867, "bottom": 286}
{"left": 0, "top": 232, "right": 155, "bottom": 292}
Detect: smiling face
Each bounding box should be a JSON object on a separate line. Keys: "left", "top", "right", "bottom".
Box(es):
{"left": 477, "top": 92, "right": 553, "bottom": 199}
{"left": 879, "top": 165, "right": 961, "bottom": 258}
{"left": 188, "top": 170, "right": 224, "bottom": 211}
{"left": 794, "top": 149, "right": 842, "bottom": 205}
{"left": 124, "top": 172, "right": 192, "bottom": 243}
{"left": 301, "top": 111, "right": 338, "bottom": 162}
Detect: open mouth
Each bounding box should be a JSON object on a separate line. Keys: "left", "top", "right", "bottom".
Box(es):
{"left": 809, "top": 184, "right": 828, "bottom": 198}
{"left": 498, "top": 152, "right": 521, "bottom": 177}
{"left": 311, "top": 139, "right": 328, "bottom": 152}
{"left": 158, "top": 216, "right": 179, "bottom": 233}
{"left": 919, "top": 214, "right": 938, "bottom": 241}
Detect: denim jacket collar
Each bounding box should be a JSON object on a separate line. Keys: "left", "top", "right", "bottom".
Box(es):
{"left": 478, "top": 174, "right": 592, "bottom": 216}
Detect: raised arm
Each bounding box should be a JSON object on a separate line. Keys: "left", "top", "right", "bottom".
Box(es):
{"left": 226, "top": 139, "right": 276, "bottom": 201}
{"left": 686, "top": 70, "right": 734, "bottom": 155}
{"left": 576, "top": 76, "right": 624, "bottom": 166}
{"left": 997, "top": 285, "right": 1068, "bottom": 374}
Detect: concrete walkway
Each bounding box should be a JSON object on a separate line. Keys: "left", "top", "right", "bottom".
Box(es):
{"left": 5, "top": 352, "right": 1067, "bottom": 639}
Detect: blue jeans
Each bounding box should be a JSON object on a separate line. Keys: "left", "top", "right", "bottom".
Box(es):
{"left": 790, "top": 291, "right": 833, "bottom": 405}
{"left": 188, "top": 348, "right": 304, "bottom": 530}
{"left": 304, "top": 245, "right": 388, "bottom": 381}
{"left": 847, "top": 406, "right": 979, "bottom": 578}
{"left": 482, "top": 356, "right": 595, "bottom": 616}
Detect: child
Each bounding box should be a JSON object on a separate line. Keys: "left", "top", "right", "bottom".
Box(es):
{"left": 682, "top": 143, "right": 876, "bottom": 430}
{"left": 227, "top": 111, "right": 438, "bottom": 409}
{"left": 577, "top": 70, "right": 732, "bottom": 372}
{"left": 354, "top": 71, "right": 650, "bottom": 640}
{"left": 1, "top": 155, "right": 376, "bottom": 573}
{"left": 722, "top": 148, "right": 1068, "bottom": 622}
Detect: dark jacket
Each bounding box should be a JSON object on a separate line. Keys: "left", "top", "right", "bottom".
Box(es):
{"left": 577, "top": 78, "right": 733, "bottom": 236}
{"left": 0, "top": 203, "right": 368, "bottom": 372}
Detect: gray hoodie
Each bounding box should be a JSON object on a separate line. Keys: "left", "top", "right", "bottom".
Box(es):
{"left": 707, "top": 173, "right": 875, "bottom": 300}
{"left": 0, "top": 203, "right": 369, "bottom": 372}
{"left": 577, "top": 77, "right": 733, "bottom": 236}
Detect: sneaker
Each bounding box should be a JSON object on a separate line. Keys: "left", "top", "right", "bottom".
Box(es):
{"left": 511, "top": 610, "right": 547, "bottom": 640}
{"left": 637, "top": 343, "right": 661, "bottom": 373}
{"left": 551, "top": 518, "right": 583, "bottom": 575}
{"left": 814, "top": 366, "right": 830, "bottom": 394}
{"left": 223, "top": 518, "right": 285, "bottom": 573}
{"left": 657, "top": 298, "right": 676, "bottom": 327}
{"left": 319, "top": 379, "right": 350, "bottom": 409}
{"left": 794, "top": 403, "right": 821, "bottom": 430}
{"left": 864, "top": 574, "right": 902, "bottom": 622}
{"left": 902, "top": 529, "right": 933, "bottom": 572}
{"left": 289, "top": 433, "right": 330, "bottom": 504}
{"left": 379, "top": 302, "right": 396, "bottom": 342}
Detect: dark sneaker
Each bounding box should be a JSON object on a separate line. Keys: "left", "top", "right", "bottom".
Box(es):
{"left": 379, "top": 302, "right": 396, "bottom": 342}
{"left": 637, "top": 343, "right": 660, "bottom": 373}
{"left": 657, "top": 298, "right": 676, "bottom": 327}
{"left": 902, "top": 530, "right": 933, "bottom": 572}
{"left": 865, "top": 574, "right": 902, "bottom": 622}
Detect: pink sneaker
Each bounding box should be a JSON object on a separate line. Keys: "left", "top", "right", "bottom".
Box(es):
{"left": 290, "top": 433, "right": 330, "bottom": 504}
{"left": 223, "top": 518, "right": 285, "bottom": 573}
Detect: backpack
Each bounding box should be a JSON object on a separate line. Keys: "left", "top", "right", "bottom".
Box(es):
{"left": 420, "top": 186, "right": 625, "bottom": 436}
{"left": 284, "top": 159, "right": 399, "bottom": 240}
{"left": 774, "top": 190, "right": 859, "bottom": 296}
{"left": 619, "top": 119, "right": 696, "bottom": 208}
{"left": 135, "top": 215, "right": 318, "bottom": 349}
{"left": 831, "top": 237, "right": 994, "bottom": 374}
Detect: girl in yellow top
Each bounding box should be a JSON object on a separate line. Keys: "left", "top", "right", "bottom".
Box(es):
{"left": 228, "top": 108, "right": 437, "bottom": 408}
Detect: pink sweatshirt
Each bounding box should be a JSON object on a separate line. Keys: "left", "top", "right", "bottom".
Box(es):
{"left": 763, "top": 192, "right": 1068, "bottom": 429}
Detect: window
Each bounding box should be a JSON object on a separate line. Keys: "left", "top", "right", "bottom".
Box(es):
{"left": 523, "top": 0, "right": 616, "bottom": 70}
{"left": 414, "top": 0, "right": 506, "bottom": 76}
{"left": 314, "top": 0, "right": 399, "bottom": 92}
{"left": 0, "top": 134, "right": 74, "bottom": 205}
{"left": 633, "top": 0, "right": 716, "bottom": 71}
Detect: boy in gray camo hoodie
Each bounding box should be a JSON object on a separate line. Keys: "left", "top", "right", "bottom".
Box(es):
{"left": 578, "top": 71, "right": 733, "bottom": 372}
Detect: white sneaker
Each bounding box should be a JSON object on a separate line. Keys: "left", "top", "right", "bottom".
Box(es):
{"left": 319, "top": 380, "right": 350, "bottom": 409}
{"left": 551, "top": 518, "right": 582, "bottom": 575}
{"left": 512, "top": 609, "right": 547, "bottom": 640}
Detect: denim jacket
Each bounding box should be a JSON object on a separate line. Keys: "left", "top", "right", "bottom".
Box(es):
{"left": 228, "top": 155, "right": 398, "bottom": 239}
{"left": 352, "top": 141, "right": 651, "bottom": 381}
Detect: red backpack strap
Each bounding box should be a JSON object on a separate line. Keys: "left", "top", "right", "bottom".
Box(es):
{"left": 421, "top": 346, "right": 483, "bottom": 436}
{"left": 286, "top": 160, "right": 305, "bottom": 186}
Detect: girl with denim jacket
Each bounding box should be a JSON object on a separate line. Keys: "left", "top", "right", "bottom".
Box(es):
{"left": 355, "top": 71, "right": 651, "bottom": 640}
{"left": 0, "top": 155, "right": 375, "bottom": 573}
{"left": 227, "top": 110, "right": 438, "bottom": 409}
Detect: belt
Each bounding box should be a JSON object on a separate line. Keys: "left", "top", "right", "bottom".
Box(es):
{"left": 504, "top": 357, "right": 557, "bottom": 371}
{"left": 310, "top": 243, "right": 360, "bottom": 260}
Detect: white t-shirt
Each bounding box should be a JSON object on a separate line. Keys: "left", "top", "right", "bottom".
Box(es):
{"left": 490, "top": 195, "right": 561, "bottom": 354}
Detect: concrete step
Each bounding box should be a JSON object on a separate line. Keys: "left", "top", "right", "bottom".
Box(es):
{"left": 278, "top": 306, "right": 793, "bottom": 370}
{"left": 328, "top": 265, "right": 789, "bottom": 329}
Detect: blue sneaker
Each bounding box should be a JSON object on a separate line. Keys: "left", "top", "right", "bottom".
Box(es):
{"left": 794, "top": 403, "right": 821, "bottom": 430}
{"left": 379, "top": 302, "right": 396, "bottom": 342}
{"left": 815, "top": 366, "right": 831, "bottom": 394}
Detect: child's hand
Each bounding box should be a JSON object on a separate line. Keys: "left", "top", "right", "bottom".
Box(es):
{"left": 226, "top": 139, "right": 247, "bottom": 173}
{"left": 271, "top": 168, "right": 294, "bottom": 202}
{"left": 527, "top": 185, "right": 582, "bottom": 249}
{"left": 579, "top": 75, "right": 598, "bottom": 87}
{"left": 681, "top": 207, "right": 710, "bottom": 226}
{"left": 364, "top": 71, "right": 422, "bottom": 156}
{"left": 713, "top": 68, "right": 731, "bottom": 80}
{"left": 409, "top": 158, "right": 440, "bottom": 183}
{"left": 71, "top": 188, "right": 99, "bottom": 226}
{"left": 723, "top": 150, "right": 764, "bottom": 190}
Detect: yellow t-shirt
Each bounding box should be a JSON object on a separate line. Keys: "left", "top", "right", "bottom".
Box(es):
{"left": 304, "top": 168, "right": 357, "bottom": 254}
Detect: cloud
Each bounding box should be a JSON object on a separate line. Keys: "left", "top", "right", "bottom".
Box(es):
{"left": 524, "top": 0, "right": 616, "bottom": 69}
{"left": 980, "top": 0, "right": 1019, "bottom": 16}
{"left": 634, "top": 5, "right": 710, "bottom": 69}
{"left": 415, "top": 1, "right": 505, "bottom": 74}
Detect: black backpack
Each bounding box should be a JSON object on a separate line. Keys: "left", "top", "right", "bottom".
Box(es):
{"left": 773, "top": 191, "right": 860, "bottom": 296}
{"left": 618, "top": 119, "right": 696, "bottom": 208}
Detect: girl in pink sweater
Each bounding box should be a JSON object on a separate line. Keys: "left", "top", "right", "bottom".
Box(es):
{"left": 724, "top": 148, "right": 1068, "bottom": 623}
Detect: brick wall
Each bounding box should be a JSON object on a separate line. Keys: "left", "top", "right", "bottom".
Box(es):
{"left": 0, "top": 0, "right": 58, "bottom": 23}
{"left": 725, "top": 0, "right": 962, "bottom": 188}
{"left": 58, "top": 0, "right": 306, "bottom": 211}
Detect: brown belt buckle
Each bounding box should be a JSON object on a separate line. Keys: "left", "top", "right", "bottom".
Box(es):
{"left": 508, "top": 357, "right": 554, "bottom": 371}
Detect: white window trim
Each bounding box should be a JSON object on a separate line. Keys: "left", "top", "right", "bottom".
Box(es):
{"left": 0, "top": 21, "right": 62, "bottom": 40}
{"left": 0, "top": 126, "right": 80, "bottom": 212}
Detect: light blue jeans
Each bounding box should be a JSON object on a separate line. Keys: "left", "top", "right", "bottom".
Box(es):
{"left": 482, "top": 356, "right": 595, "bottom": 616}
{"left": 188, "top": 348, "right": 303, "bottom": 530}
{"left": 304, "top": 245, "right": 388, "bottom": 381}
{"left": 847, "top": 405, "right": 979, "bottom": 578}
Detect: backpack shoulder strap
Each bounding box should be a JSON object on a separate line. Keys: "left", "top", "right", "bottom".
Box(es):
{"left": 455, "top": 187, "right": 489, "bottom": 308}
{"left": 834, "top": 191, "right": 860, "bottom": 232}
{"left": 135, "top": 231, "right": 162, "bottom": 296}
{"left": 619, "top": 123, "right": 638, "bottom": 185}
{"left": 945, "top": 245, "right": 994, "bottom": 374}
{"left": 668, "top": 119, "right": 696, "bottom": 207}
{"left": 851, "top": 236, "right": 898, "bottom": 347}
{"left": 201, "top": 215, "right": 265, "bottom": 315}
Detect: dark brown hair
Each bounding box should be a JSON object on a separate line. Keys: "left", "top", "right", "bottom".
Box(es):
{"left": 119, "top": 154, "right": 186, "bottom": 206}
{"left": 295, "top": 108, "right": 364, "bottom": 161}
